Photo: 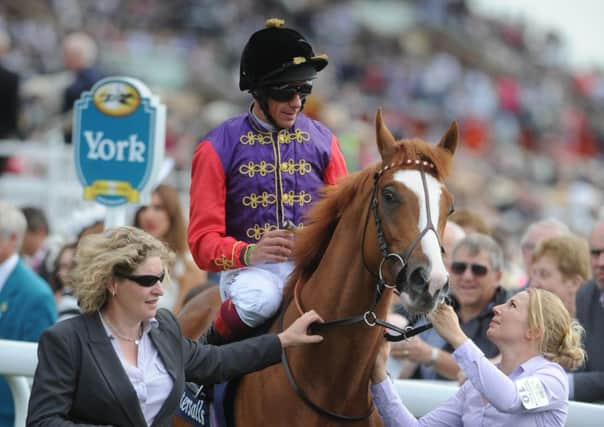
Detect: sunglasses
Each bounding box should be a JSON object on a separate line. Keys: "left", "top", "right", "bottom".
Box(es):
{"left": 266, "top": 83, "right": 313, "bottom": 102}
{"left": 117, "top": 271, "right": 165, "bottom": 287}
{"left": 450, "top": 262, "right": 489, "bottom": 277}
{"left": 591, "top": 248, "right": 604, "bottom": 257}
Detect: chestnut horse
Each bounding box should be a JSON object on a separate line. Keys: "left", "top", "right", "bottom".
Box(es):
{"left": 177, "top": 284, "right": 221, "bottom": 340}
{"left": 179, "top": 109, "right": 458, "bottom": 427}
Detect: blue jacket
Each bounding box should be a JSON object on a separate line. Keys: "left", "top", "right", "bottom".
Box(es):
{"left": 0, "top": 259, "right": 57, "bottom": 427}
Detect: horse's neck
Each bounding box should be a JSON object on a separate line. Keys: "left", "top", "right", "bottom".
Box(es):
{"left": 299, "top": 214, "right": 390, "bottom": 320}
{"left": 289, "top": 228, "right": 391, "bottom": 404}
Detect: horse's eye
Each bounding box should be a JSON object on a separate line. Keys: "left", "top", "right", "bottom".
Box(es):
{"left": 448, "top": 205, "right": 455, "bottom": 216}
{"left": 382, "top": 189, "right": 395, "bottom": 203}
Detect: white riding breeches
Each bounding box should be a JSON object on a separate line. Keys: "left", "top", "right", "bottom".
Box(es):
{"left": 219, "top": 261, "right": 294, "bottom": 327}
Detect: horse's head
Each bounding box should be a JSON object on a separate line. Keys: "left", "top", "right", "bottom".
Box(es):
{"left": 367, "top": 109, "right": 457, "bottom": 314}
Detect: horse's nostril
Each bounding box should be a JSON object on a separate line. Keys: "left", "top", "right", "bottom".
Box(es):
{"left": 408, "top": 266, "right": 429, "bottom": 291}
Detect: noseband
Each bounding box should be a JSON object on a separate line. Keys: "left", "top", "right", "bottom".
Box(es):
{"left": 280, "top": 158, "right": 448, "bottom": 422}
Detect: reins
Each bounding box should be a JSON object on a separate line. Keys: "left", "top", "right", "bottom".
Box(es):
{"left": 281, "top": 159, "right": 446, "bottom": 421}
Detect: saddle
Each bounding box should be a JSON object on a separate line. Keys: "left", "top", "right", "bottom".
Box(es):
{"left": 175, "top": 317, "right": 276, "bottom": 427}
{"left": 174, "top": 382, "right": 213, "bottom": 427}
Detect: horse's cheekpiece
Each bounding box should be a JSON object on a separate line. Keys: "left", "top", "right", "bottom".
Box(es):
{"left": 175, "top": 383, "right": 212, "bottom": 427}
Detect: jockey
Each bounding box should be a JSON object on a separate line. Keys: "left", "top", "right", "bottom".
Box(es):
{"left": 188, "top": 18, "right": 348, "bottom": 345}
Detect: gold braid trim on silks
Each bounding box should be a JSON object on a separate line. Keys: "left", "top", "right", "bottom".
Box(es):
{"left": 282, "top": 190, "right": 312, "bottom": 207}
{"left": 239, "top": 129, "right": 310, "bottom": 146}
{"left": 240, "top": 131, "right": 273, "bottom": 146}
{"left": 277, "top": 129, "right": 310, "bottom": 144}
{"left": 239, "top": 159, "right": 312, "bottom": 177}
{"left": 246, "top": 224, "right": 277, "bottom": 241}
{"left": 239, "top": 161, "right": 276, "bottom": 177}
{"left": 242, "top": 192, "right": 277, "bottom": 208}
{"left": 279, "top": 159, "right": 312, "bottom": 175}
{"left": 213, "top": 241, "right": 246, "bottom": 269}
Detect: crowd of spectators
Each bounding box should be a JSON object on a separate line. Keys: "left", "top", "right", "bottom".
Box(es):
{"left": 1, "top": 0, "right": 603, "bottom": 254}
{"left": 1, "top": 2, "right": 604, "bottom": 422}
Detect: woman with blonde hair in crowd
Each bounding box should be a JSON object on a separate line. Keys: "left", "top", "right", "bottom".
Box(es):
{"left": 135, "top": 184, "right": 207, "bottom": 313}
{"left": 372, "top": 288, "right": 585, "bottom": 426}
{"left": 531, "top": 234, "right": 591, "bottom": 318}
{"left": 27, "top": 226, "right": 323, "bottom": 426}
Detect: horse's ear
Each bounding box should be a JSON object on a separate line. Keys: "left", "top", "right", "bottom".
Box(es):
{"left": 375, "top": 108, "right": 397, "bottom": 163}
{"left": 437, "top": 121, "right": 458, "bottom": 155}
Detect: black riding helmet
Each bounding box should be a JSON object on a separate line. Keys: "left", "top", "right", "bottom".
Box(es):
{"left": 239, "top": 18, "right": 328, "bottom": 127}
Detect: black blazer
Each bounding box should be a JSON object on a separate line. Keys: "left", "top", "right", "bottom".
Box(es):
{"left": 574, "top": 280, "right": 604, "bottom": 402}
{"left": 26, "top": 309, "right": 282, "bottom": 426}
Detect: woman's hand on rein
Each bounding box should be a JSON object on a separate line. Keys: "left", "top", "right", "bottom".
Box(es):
{"left": 278, "top": 310, "right": 324, "bottom": 348}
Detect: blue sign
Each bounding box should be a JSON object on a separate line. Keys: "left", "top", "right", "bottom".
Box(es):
{"left": 73, "top": 77, "right": 165, "bottom": 207}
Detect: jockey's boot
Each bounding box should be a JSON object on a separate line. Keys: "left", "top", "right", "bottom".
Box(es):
{"left": 201, "top": 299, "right": 255, "bottom": 346}
{"left": 200, "top": 322, "right": 227, "bottom": 346}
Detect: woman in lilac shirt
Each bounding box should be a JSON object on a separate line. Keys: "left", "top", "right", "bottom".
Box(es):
{"left": 371, "top": 289, "right": 585, "bottom": 426}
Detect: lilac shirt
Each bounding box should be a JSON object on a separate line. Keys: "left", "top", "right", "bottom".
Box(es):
{"left": 372, "top": 340, "right": 569, "bottom": 426}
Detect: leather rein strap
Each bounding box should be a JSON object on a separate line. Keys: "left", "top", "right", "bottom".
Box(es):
{"left": 278, "top": 305, "right": 374, "bottom": 422}
{"left": 280, "top": 296, "right": 435, "bottom": 422}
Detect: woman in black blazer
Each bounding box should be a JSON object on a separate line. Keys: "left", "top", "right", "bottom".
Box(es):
{"left": 26, "top": 226, "right": 323, "bottom": 426}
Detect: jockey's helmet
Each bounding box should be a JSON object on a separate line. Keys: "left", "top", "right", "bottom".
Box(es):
{"left": 239, "top": 18, "right": 328, "bottom": 92}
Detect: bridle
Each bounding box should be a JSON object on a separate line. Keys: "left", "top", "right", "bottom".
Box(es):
{"left": 280, "top": 158, "right": 449, "bottom": 421}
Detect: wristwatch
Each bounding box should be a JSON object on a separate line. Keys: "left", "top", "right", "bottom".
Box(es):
{"left": 424, "top": 347, "right": 439, "bottom": 367}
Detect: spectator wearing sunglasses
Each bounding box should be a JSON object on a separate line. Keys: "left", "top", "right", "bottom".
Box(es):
{"left": 188, "top": 18, "right": 347, "bottom": 345}
{"left": 571, "top": 220, "right": 604, "bottom": 402}
{"left": 393, "top": 233, "right": 510, "bottom": 381}
{"left": 27, "top": 226, "right": 324, "bottom": 426}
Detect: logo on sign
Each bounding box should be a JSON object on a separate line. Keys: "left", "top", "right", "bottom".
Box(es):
{"left": 73, "top": 77, "right": 165, "bottom": 207}
{"left": 93, "top": 81, "right": 140, "bottom": 116}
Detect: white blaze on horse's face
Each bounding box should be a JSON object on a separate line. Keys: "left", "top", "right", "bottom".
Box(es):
{"left": 393, "top": 170, "right": 449, "bottom": 296}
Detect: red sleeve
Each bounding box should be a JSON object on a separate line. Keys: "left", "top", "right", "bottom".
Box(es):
{"left": 188, "top": 141, "right": 248, "bottom": 272}
{"left": 323, "top": 134, "right": 348, "bottom": 184}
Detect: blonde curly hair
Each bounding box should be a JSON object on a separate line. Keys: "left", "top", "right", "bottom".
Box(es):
{"left": 527, "top": 288, "right": 586, "bottom": 370}
{"left": 70, "top": 226, "right": 174, "bottom": 313}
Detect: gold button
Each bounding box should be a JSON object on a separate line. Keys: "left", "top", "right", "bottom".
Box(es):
{"left": 281, "top": 162, "right": 289, "bottom": 170}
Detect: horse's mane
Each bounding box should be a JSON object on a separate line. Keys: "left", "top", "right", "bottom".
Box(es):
{"left": 283, "top": 137, "right": 452, "bottom": 299}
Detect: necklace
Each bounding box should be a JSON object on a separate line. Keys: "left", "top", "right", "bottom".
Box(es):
{"left": 100, "top": 312, "right": 142, "bottom": 345}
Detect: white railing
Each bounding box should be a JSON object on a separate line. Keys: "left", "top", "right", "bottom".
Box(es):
{"left": 394, "top": 379, "right": 604, "bottom": 427}
{"left": 0, "top": 135, "right": 91, "bottom": 237}
{"left": 1, "top": 338, "right": 603, "bottom": 427}
{"left": 0, "top": 340, "right": 38, "bottom": 427}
